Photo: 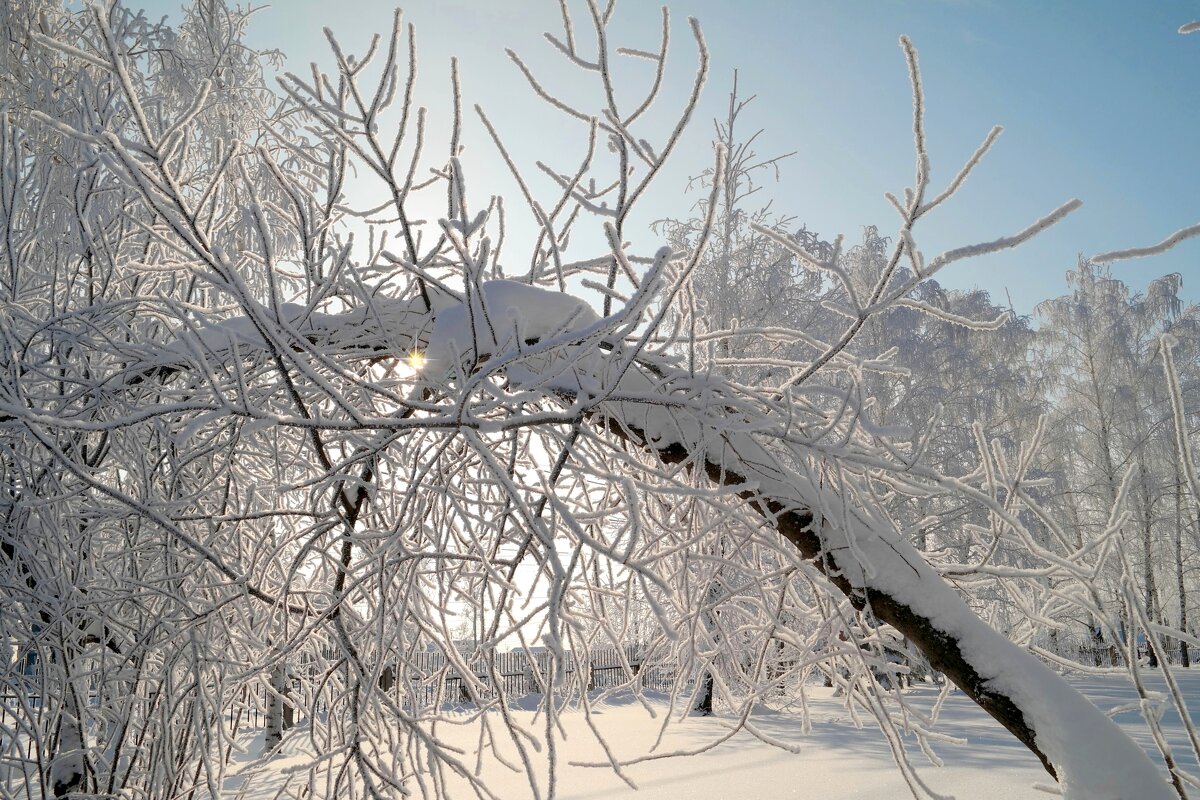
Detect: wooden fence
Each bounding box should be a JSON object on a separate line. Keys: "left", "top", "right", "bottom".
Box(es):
{"left": 1075, "top": 643, "right": 1191, "bottom": 668}
{"left": 1, "top": 645, "right": 681, "bottom": 734}
{"left": 358, "top": 645, "right": 675, "bottom": 709}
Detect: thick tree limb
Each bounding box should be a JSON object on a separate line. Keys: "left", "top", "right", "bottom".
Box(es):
{"left": 74, "top": 280, "right": 1174, "bottom": 799}
{"left": 591, "top": 406, "right": 1172, "bottom": 800}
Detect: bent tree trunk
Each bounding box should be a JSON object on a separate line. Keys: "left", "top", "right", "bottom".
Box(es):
{"left": 154, "top": 282, "right": 1173, "bottom": 799}
{"left": 596, "top": 410, "right": 1173, "bottom": 800}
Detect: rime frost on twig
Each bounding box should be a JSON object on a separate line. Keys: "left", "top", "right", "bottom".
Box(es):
{"left": 1092, "top": 223, "right": 1200, "bottom": 264}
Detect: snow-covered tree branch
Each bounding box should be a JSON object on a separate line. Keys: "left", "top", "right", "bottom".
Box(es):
{"left": 1, "top": 3, "right": 1195, "bottom": 800}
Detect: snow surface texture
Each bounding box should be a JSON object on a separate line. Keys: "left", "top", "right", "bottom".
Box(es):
{"left": 178, "top": 280, "right": 1175, "bottom": 798}
{"left": 220, "top": 672, "right": 1200, "bottom": 800}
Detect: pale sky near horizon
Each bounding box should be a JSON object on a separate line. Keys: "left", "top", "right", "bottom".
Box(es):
{"left": 135, "top": 0, "right": 1200, "bottom": 317}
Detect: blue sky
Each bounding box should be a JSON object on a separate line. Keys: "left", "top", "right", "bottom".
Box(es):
{"left": 136, "top": 0, "right": 1200, "bottom": 316}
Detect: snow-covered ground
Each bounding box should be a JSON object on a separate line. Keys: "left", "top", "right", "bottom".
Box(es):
{"left": 225, "top": 670, "right": 1200, "bottom": 799}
